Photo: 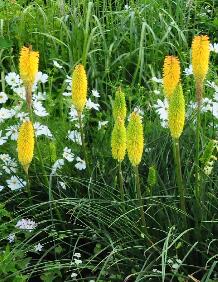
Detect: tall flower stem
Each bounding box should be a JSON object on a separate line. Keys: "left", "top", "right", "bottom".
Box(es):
{"left": 195, "top": 81, "right": 203, "bottom": 203}
{"left": 173, "top": 138, "right": 186, "bottom": 215}
{"left": 134, "top": 166, "right": 147, "bottom": 235}
{"left": 78, "top": 114, "right": 90, "bottom": 174}
{"left": 26, "top": 173, "right": 32, "bottom": 206}
{"left": 118, "top": 161, "right": 124, "bottom": 203}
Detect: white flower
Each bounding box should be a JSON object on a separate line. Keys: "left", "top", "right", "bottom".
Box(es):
{"left": 65, "top": 75, "right": 72, "bottom": 91}
{"left": 154, "top": 98, "right": 168, "bottom": 127}
{"left": 33, "top": 100, "right": 49, "bottom": 117}
{"left": 2, "top": 156, "right": 17, "bottom": 174}
{"left": 124, "top": 4, "right": 130, "bottom": 10}
{"left": 201, "top": 98, "right": 213, "bottom": 113}
{"left": 63, "top": 147, "right": 74, "bottom": 162}
{"left": 151, "top": 76, "right": 163, "bottom": 83}
{"left": 33, "top": 91, "right": 46, "bottom": 101}
{"left": 75, "top": 157, "right": 86, "bottom": 170}
{"left": 0, "top": 108, "right": 15, "bottom": 122}
{"left": 35, "top": 72, "right": 48, "bottom": 84}
{"left": 211, "top": 101, "right": 218, "bottom": 119}
{"left": 13, "top": 86, "right": 26, "bottom": 100}
{"left": 16, "top": 112, "right": 29, "bottom": 122}
{"left": 0, "top": 130, "right": 8, "bottom": 145}
{"left": 6, "top": 176, "right": 26, "bottom": 190}
{"left": 98, "top": 121, "right": 109, "bottom": 130}
{"left": 5, "top": 125, "right": 19, "bottom": 141}
{"left": 206, "top": 81, "right": 218, "bottom": 93}
{"left": 34, "top": 122, "right": 53, "bottom": 138}
{"left": 0, "top": 185, "right": 4, "bottom": 191}
{"left": 16, "top": 219, "right": 37, "bottom": 232}
{"left": 68, "top": 130, "right": 82, "bottom": 145}
{"left": 91, "top": 89, "right": 100, "bottom": 97}
{"left": 34, "top": 243, "right": 43, "bottom": 252}
{"left": 69, "top": 105, "right": 80, "bottom": 121}
{"left": 153, "top": 90, "right": 160, "bottom": 95}
{"left": 53, "top": 60, "right": 63, "bottom": 69}
{"left": 51, "top": 159, "right": 65, "bottom": 175}
{"left": 0, "top": 153, "right": 11, "bottom": 163}
{"left": 74, "top": 259, "right": 82, "bottom": 265}
{"left": 74, "top": 252, "right": 81, "bottom": 258}
{"left": 184, "top": 64, "right": 193, "bottom": 76}
{"left": 63, "top": 92, "right": 71, "bottom": 97}
{"left": 210, "top": 43, "right": 218, "bottom": 53}
{"left": 59, "top": 181, "right": 66, "bottom": 190}
{"left": 86, "top": 98, "right": 100, "bottom": 111}
{"left": 0, "top": 92, "right": 8, "bottom": 104}
{"left": 71, "top": 273, "right": 78, "bottom": 278}
{"left": 5, "top": 72, "right": 20, "bottom": 87}
{"left": 8, "top": 233, "right": 15, "bottom": 243}
{"left": 134, "top": 107, "right": 144, "bottom": 117}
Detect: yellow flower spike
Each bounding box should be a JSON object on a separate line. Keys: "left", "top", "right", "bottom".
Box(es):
{"left": 168, "top": 83, "right": 185, "bottom": 139}
{"left": 163, "top": 55, "right": 181, "bottom": 99}
{"left": 192, "top": 35, "right": 210, "bottom": 83}
{"left": 19, "top": 46, "right": 39, "bottom": 108}
{"left": 113, "top": 87, "right": 127, "bottom": 121}
{"left": 127, "top": 112, "right": 144, "bottom": 166}
{"left": 17, "top": 120, "right": 35, "bottom": 174}
{"left": 111, "top": 118, "right": 126, "bottom": 161}
{"left": 72, "top": 64, "right": 88, "bottom": 115}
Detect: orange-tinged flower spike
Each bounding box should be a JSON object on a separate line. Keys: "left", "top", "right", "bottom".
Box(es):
{"left": 192, "top": 35, "right": 210, "bottom": 83}
{"left": 72, "top": 64, "right": 88, "bottom": 115}
{"left": 163, "top": 55, "right": 181, "bottom": 99}
{"left": 127, "top": 112, "right": 144, "bottom": 166}
{"left": 19, "top": 46, "right": 39, "bottom": 108}
{"left": 17, "top": 120, "right": 35, "bottom": 174}
{"left": 168, "top": 83, "right": 185, "bottom": 139}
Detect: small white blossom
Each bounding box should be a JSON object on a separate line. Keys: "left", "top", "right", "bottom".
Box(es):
{"left": 6, "top": 176, "right": 26, "bottom": 190}
{"left": 63, "top": 147, "right": 74, "bottom": 162}
{"left": 91, "top": 89, "right": 100, "bottom": 97}
{"left": 13, "top": 86, "right": 26, "bottom": 100}
{"left": 75, "top": 157, "right": 86, "bottom": 170}
{"left": 33, "top": 91, "right": 46, "bottom": 101}
{"left": 134, "top": 107, "right": 144, "bottom": 117}
{"left": 63, "top": 92, "right": 71, "bottom": 97}
{"left": 153, "top": 90, "right": 160, "bottom": 95}
{"left": 59, "top": 181, "right": 66, "bottom": 190}
{"left": 34, "top": 243, "right": 43, "bottom": 252}
{"left": 154, "top": 98, "right": 168, "bottom": 127}
{"left": 210, "top": 43, "right": 218, "bottom": 53}
{"left": 0, "top": 130, "right": 8, "bottom": 145}
{"left": 35, "top": 72, "right": 48, "bottom": 84}
{"left": 33, "top": 101, "right": 49, "bottom": 117}
{"left": 53, "top": 60, "right": 63, "bottom": 69}
{"left": 0, "top": 92, "right": 8, "bottom": 104}
{"left": 16, "top": 219, "right": 37, "bottom": 232}
{"left": 5, "top": 72, "right": 20, "bottom": 87}
{"left": 34, "top": 122, "right": 53, "bottom": 138}
{"left": 124, "top": 4, "right": 130, "bottom": 10}
{"left": 74, "top": 259, "right": 82, "bottom": 265}
{"left": 51, "top": 159, "right": 65, "bottom": 175}
{"left": 74, "top": 252, "right": 81, "bottom": 258}
{"left": 69, "top": 105, "right": 80, "bottom": 121}
{"left": 5, "top": 125, "right": 19, "bottom": 141}
{"left": 184, "top": 64, "right": 193, "bottom": 76}
{"left": 98, "top": 121, "right": 109, "bottom": 130}
{"left": 0, "top": 185, "right": 4, "bottom": 191}
{"left": 0, "top": 108, "right": 15, "bottom": 122}
{"left": 68, "top": 130, "right": 82, "bottom": 145}
{"left": 151, "top": 77, "right": 163, "bottom": 83}
{"left": 16, "top": 112, "right": 29, "bottom": 121}
{"left": 65, "top": 75, "right": 72, "bottom": 91}
{"left": 71, "top": 273, "right": 78, "bottom": 278}
{"left": 8, "top": 233, "right": 15, "bottom": 243}
{"left": 86, "top": 98, "right": 100, "bottom": 111}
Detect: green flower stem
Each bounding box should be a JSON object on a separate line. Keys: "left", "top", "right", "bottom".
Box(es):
{"left": 118, "top": 161, "right": 125, "bottom": 203}
{"left": 134, "top": 166, "right": 148, "bottom": 235}
{"left": 173, "top": 138, "right": 186, "bottom": 215}
{"left": 79, "top": 114, "right": 90, "bottom": 175}
{"left": 26, "top": 173, "right": 32, "bottom": 206}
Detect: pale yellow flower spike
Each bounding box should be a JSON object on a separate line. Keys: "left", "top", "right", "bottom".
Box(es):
{"left": 111, "top": 118, "right": 127, "bottom": 162}
{"left": 127, "top": 112, "right": 144, "bottom": 166}
{"left": 192, "top": 35, "right": 210, "bottom": 83}
{"left": 168, "top": 83, "right": 185, "bottom": 139}
{"left": 72, "top": 64, "right": 88, "bottom": 115}
{"left": 163, "top": 55, "right": 181, "bottom": 99}
{"left": 17, "top": 121, "right": 35, "bottom": 174}
{"left": 19, "top": 46, "right": 39, "bottom": 108}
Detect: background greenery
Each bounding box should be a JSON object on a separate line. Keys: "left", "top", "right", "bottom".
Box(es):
{"left": 0, "top": 0, "right": 218, "bottom": 281}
